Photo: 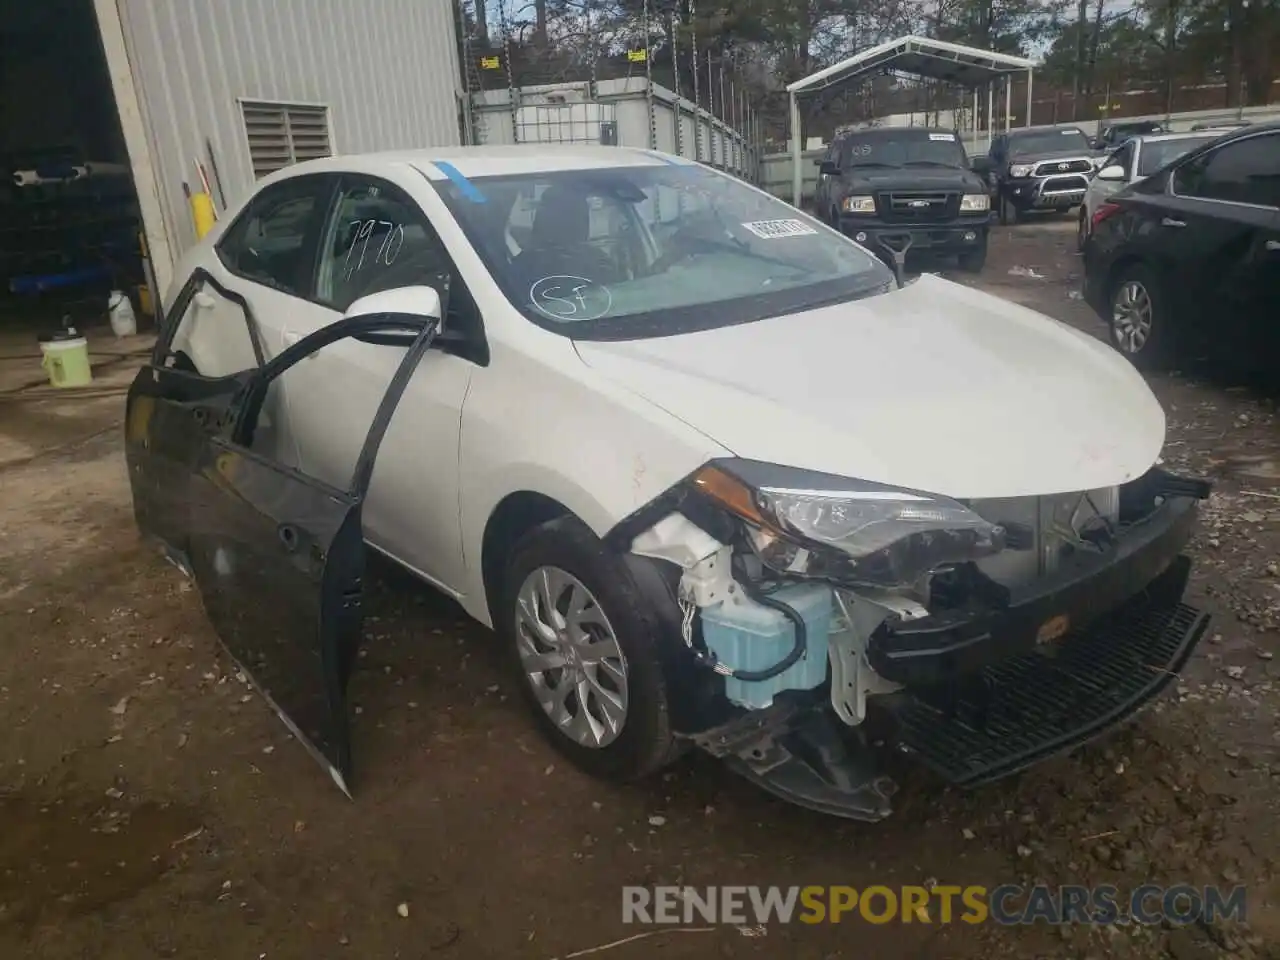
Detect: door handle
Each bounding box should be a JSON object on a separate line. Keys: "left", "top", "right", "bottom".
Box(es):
{"left": 1160, "top": 217, "right": 1186, "bottom": 228}
{"left": 1266, "top": 240, "right": 1280, "bottom": 252}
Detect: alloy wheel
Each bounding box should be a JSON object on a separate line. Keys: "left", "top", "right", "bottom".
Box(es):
{"left": 515, "top": 566, "right": 629, "bottom": 748}
{"left": 1112, "top": 280, "right": 1154, "bottom": 354}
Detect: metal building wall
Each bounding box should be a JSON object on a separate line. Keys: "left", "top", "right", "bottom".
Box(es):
{"left": 115, "top": 0, "right": 463, "bottom": 262}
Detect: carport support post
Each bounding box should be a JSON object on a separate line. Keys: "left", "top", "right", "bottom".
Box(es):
{"left": 1025, "top": 69, "right": 1034, "bottom": 127}
{"left": 972, "top": 86, "right": 978, "bottom": 152}
{"left": 1005, "top": 74, "right": 1012, "bottom": 130}
{"left": 790, "top": 91, "right": 803, "bottom": 207}
{"left": 987, "top": 84, "right": 994, "bottom": 147}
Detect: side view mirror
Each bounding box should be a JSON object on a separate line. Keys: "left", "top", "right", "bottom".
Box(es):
{"left": 819, "top": 160, "right": 839, "bottom": 176}
{"left": 969, "top": 156, "right": 993, "bottom": 175}
{"left": 344, "top": 285, "right": 444, "bottom": 345}
{"left": 1096, "top": 164, "right": 1126, "bottom": 182}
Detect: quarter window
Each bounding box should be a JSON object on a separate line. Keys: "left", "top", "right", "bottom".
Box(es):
{"left": 1173, "top": 133, "right": 1280, "bottom": 208}
{"left": 215, "top": 176, "right": 331, "bottom": 296}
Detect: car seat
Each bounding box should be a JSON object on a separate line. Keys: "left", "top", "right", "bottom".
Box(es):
{"left": 512, "top": 184, "right": 618, "bottom": 284}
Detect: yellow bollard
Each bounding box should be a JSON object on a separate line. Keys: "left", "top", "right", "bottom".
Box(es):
{"left": 190, "top": 190, "right": 217, "bottom": 239}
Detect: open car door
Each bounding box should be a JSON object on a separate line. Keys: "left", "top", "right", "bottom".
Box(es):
{"left": 125, "top": 299, "right": 438, "bottom": 795}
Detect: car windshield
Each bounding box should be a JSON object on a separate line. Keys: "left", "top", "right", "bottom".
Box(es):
{"left": 431, "top": 163, "right": 894, "bottom": 340}
{"left": 1138, "top": 136, "right": 1217, "bottom": 175}
{"left": 1008, "top": 129, "right": 1090, "bottom": 156}
{"left": 841, "top": 131, "right": 968, "bottom": 168}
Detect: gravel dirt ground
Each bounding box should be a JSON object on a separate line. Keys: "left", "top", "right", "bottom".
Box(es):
{"left": 1, "top": 218, "right": 1277, "bottom": 960}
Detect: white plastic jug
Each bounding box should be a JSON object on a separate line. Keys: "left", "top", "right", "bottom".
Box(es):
{"left": 109, "top": 290, "right": 137, "bottom": 337}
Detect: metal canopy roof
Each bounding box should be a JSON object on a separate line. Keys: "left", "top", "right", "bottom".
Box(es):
{"left": 787, "top": 35, "right": 1035, "bottom": 96}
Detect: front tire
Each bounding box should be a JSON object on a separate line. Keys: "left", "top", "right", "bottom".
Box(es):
{"left": 998, "top": 193, "right": 1020, "bottom": 225}
{"left": 498, "top": 516, "right": 682, "bottom": 781}
{"left": 1107, "top": 262, "right": 1172, "bottom": 370}
{"left": 1077, "top": 207, "right": 1088, "bottom": 251}
{"left": 957, "top": 240, "right": 988, "bottom": 273}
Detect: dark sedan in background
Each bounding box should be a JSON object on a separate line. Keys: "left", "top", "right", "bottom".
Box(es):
{"left": 1082, "top": 122, "right": 1280, "bottom": 370}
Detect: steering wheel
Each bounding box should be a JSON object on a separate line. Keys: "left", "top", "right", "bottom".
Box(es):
{"left": 517, "top": 242, "right": 618, "bottom": 285}
{"left": 648, "top": 219, "right": 723, "bottom": 275}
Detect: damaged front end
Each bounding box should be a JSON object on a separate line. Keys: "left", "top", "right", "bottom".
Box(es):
{"left": 607, "top": 460, "right": 1212, "bottom": 821}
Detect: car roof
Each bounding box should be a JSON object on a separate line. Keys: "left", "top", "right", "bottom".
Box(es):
{"left": 836, "top": 127, "right": 957, "bottom": 139}
{"left": 1007, "top": 124, "right": 1087, "bottom": 136}
{"left": 260, "top": 144, "right": 687, "bottom": 184}
{"left": 1137, "top": 131, "right": 1227, "bottom": 143}
{"left": 1200, "top": 119, "right": 1280, "bottom": 142}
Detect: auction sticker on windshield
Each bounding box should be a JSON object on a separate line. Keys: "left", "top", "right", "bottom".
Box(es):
{"left": 741, "top": 219, "right": 819, "bottom": 239}
{"left": 929, "top": 133, "right": 955, "bottom": 141}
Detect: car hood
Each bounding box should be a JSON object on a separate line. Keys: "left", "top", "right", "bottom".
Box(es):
{"left": 1009, "top": 149, "right": 1098, "bottom": 164}
{"left": 843, "top": 166, "right": 987, "bottom": 192}
{"left": 572, "top": 274, "right": 1165, "bottom": 500}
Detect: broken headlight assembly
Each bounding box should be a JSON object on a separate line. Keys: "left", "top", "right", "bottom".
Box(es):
{"left": 691, "top": 460, "right": 1006, "bottom": 592}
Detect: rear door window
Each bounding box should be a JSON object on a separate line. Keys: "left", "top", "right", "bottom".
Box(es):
{"left": 1173, "top": 133, "right": 1280, "bottom": 208}
{"left": 216, "top": 175, "right": 333, "bottom": 296}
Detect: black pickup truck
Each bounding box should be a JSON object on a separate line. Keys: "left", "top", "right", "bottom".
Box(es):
{"left": 974, "top": 124, "right": 1104, "bottom": 224}
{"left": 815, "top": 127, "right": 993, "bottom": 272}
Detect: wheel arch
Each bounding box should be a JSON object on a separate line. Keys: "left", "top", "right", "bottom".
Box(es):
{"left": 1104, "top": 252, "right": 1162, "bottom": 301}
{"left": 480, "top": 490, "right": 575, "bottom": 627}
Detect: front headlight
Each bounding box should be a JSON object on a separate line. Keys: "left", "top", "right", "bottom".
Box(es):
{"left": 1009, "top": 163, "right": 1034, "bottom": 178}
{"left": 960, "top": 193, "right": 990, "bottom": 212}
{"left": 840, "top": 195, "right": 875, "bottom": 214}
{"left": 691, "top": 461, "right": 1005, "bottom": 590}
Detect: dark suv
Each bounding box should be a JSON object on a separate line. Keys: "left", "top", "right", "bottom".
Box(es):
{"left": 978, "top": 125, "right": 1102, "bottom": 224}
{"left": 815, "top": 127, "right": 993, "bottom": 272}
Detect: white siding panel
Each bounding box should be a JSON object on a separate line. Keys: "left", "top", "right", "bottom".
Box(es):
{"left": 117, "top": 0, "right": 462, "bottom": 255}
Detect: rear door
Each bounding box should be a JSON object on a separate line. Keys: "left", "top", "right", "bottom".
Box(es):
{"left": 1260, "top": 209, "right": 1280, "bottom": 352}
{"left": 1164, "top": 129, "right": 1280, "bottom": 340}
{"left": 199, "top": 173, "right": 338, "bottom": 468}
{"left": 126, "top": 309, "right": 438, "bottom": 794}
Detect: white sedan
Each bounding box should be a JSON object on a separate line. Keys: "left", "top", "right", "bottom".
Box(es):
{"left": 127, "top": 145, "right": 1211, "bottom": 819}
{"left": 1076, "top": 131, "right": 1224, "bottom": 250}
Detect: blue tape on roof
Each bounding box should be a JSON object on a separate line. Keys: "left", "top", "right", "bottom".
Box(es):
{"left": 432, "top": 161, "right": 486, "bottom": 202}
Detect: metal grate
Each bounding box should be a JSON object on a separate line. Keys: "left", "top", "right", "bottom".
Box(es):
{"left": 880, "top": 592, "right": 1208, "bottom": 787}
{"left": 241, "top": 102, "right": 332, "bottom": 179}
{"left": 514, "top": 103, "right": 617, "bottom": 145}
{"left": 878, "top": 191, "right": 959, "bottom": 222}
{"left": 1033, "top": 158, "right": 1094, "bottom": 176}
